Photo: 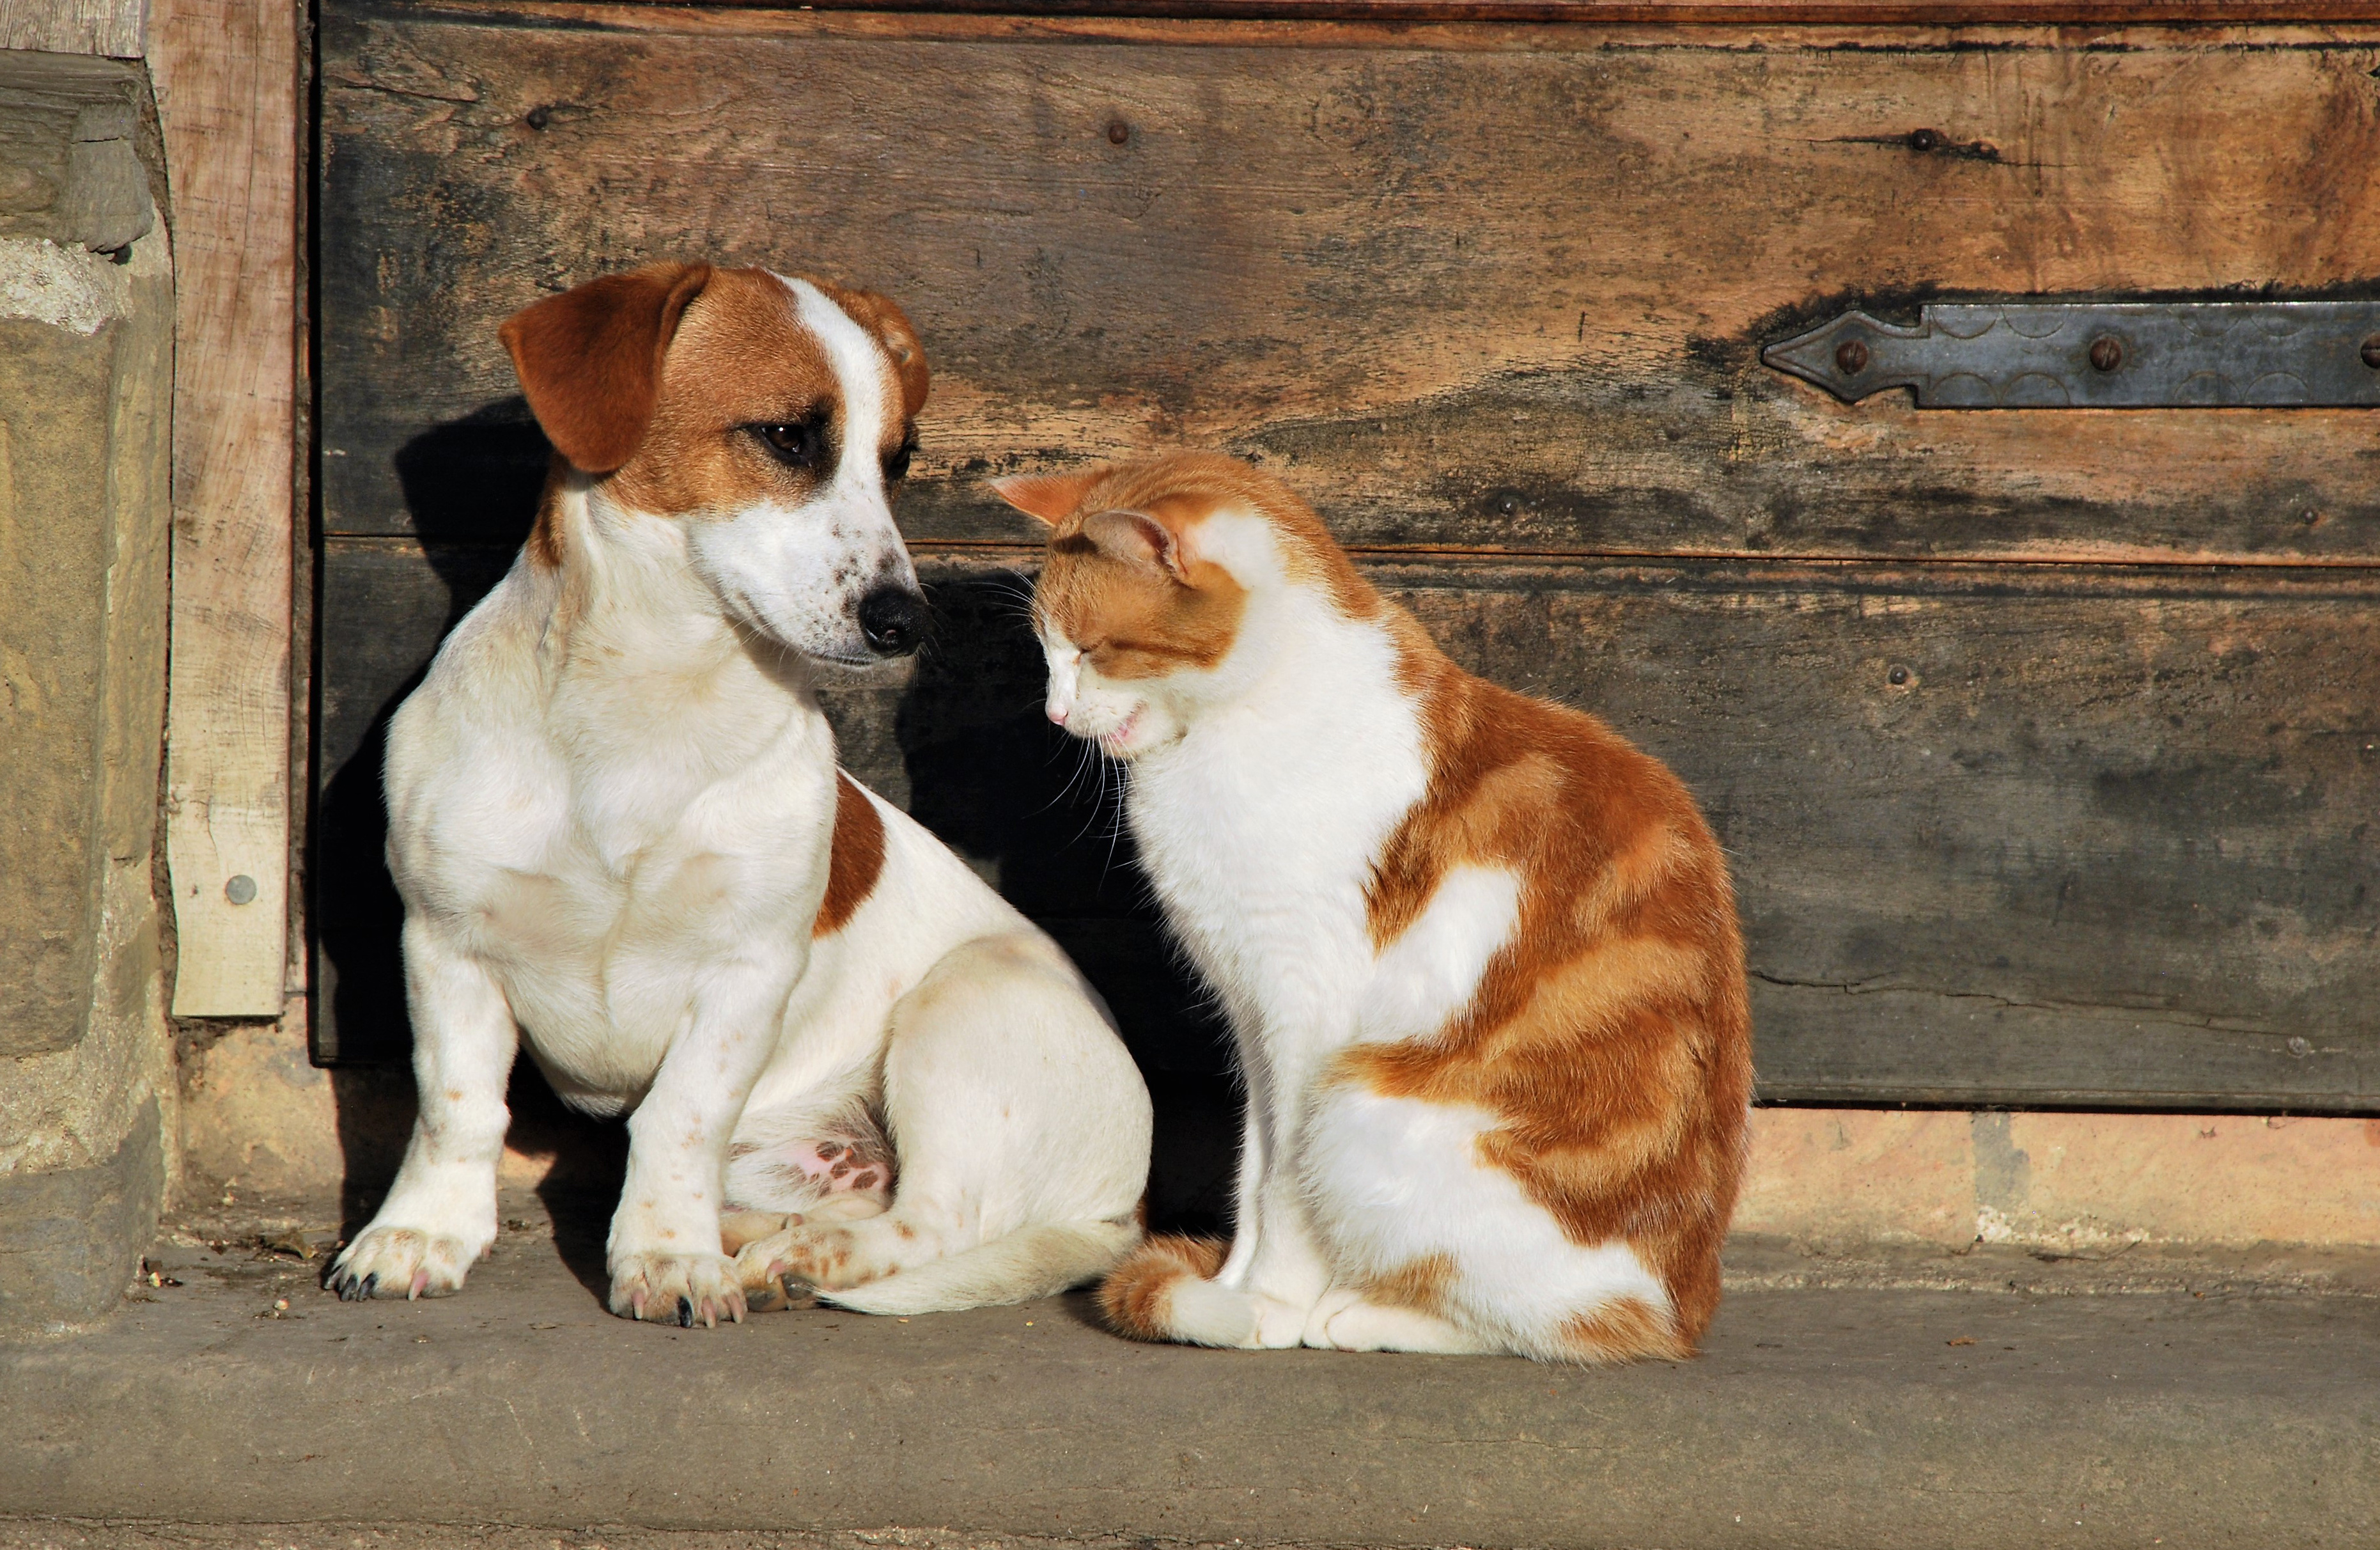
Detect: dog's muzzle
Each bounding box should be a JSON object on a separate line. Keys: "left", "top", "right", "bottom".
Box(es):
{"left": 857, "top": 584, "right": 928, "bottom": 658}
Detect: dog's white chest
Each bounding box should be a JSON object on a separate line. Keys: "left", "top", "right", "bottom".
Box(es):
{"left": 386, "top": 605, "right": 843, "bottom": 1110}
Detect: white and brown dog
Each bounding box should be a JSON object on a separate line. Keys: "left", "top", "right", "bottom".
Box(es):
{"left": 325, "top": 263, "right": 1151, "bottom": 1326}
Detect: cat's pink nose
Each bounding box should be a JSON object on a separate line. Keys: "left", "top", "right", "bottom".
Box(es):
{"left": 1046, "top": 703, "right": 1069, "bottom": 726}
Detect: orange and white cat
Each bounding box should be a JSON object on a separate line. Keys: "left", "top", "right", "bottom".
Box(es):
{"left": 994, "top": 452, "right": 1752, "bottom": 1363}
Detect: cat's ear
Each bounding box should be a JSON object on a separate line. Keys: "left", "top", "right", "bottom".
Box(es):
{"left": 988, "top": 471, "right": 1098, "bottom": 528}
{"left": 1080, "top": 508, "right": 1189, "bottom": 583}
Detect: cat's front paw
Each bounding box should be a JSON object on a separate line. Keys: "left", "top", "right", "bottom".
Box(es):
{"left": 325, "top": 1226, "right": 482, "bottom": 1301}
{"left": 1247, "top": 1292, "right": 1313, "bottom": 1349}
{"left": 609, "top": 1251, "right": 746, "bottom": 1327}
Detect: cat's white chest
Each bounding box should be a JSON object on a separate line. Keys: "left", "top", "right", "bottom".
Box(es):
{"left": 1126, "top": 661, "right": 1429, "bottom": 1052}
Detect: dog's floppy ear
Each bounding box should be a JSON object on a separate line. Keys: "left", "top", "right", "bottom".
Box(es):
{"left": 820, "top": 285, "right": 931, "bottom": 421}
{"left": 499, "top": 262, "right": 713, "bottom": 474}
{"left": 989, "top": 471, "right": 1098, "bottom": 528}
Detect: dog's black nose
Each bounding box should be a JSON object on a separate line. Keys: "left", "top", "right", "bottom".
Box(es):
{"left": 857, "top": 584, "right": 927, "bottom": 657}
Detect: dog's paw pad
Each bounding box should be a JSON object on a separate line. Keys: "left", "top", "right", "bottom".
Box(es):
{"left": 609, "top": 1251, "right": 745, "bottom": 1327}
{"left": 323, "top": 1226, "right": 478, "bottom": 1302}
{"left": 805, "top": 1139, "right": 894, "bottom": 1198}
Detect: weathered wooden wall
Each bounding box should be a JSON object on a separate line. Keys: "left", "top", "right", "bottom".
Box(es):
{"left": 315, "top": 4, "right": 2380, "bottom": 1110}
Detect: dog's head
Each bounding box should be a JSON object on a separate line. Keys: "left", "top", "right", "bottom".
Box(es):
{"left": 500, "top": 262, "right": 931, "bottom": 665}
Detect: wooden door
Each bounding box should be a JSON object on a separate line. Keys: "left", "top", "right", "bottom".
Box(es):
{"left": 314, "top": 3, "right": 2380, "bottom": 1120}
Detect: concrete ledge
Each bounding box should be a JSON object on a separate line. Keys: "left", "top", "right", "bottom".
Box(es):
{"left": 4, "top": 1196, "right": 2375, "bottom": 1550}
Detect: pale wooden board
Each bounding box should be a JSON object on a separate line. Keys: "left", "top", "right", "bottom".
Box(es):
{"left": 0, "top": 0, "right": 146, "bottom": 57}
{"left": 320, "top": 8, "right": 2380, "bottom": 563}
{"left": 155, "top": 0, "right": 298, "bottom": 1017}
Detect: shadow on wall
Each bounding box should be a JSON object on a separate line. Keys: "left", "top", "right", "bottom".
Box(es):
{"left": 315, "top": 406, "right": 1238, "bottom": 1242}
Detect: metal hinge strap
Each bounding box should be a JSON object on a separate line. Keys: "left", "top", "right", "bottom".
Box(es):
{"left": 1762, "top": 302, "right": 2380, "bottom": 408}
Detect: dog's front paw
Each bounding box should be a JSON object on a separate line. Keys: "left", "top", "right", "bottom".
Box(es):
{"left": 325, "top": 1226, "right": 481, "bottom": 1301}
{"left": 609, "top": 1251, "right": 747, "bottom": 1327}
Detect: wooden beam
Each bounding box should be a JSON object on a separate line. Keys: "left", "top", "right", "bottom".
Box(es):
{"left": 153, "top": 0, "right": 299, "bottom": 1018}
{"left": 472, "top": 0, "right": 2380, "bottom": 26}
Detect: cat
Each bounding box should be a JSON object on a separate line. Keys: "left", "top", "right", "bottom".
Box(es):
{"left": 992, "top": 451, "right": 1752, "bottom": 1363}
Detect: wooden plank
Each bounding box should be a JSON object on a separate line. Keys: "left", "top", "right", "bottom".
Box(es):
{"left": 313, "top": 539, "right": 2380, "bottom": 1108}
{"left": 153, "top": 0, "right": 299, "bottom": 1017}
{"left": 396, "top": 0, "right": 2380, "bottom": 28}
{"left": 319, "top": 8, "right": 2380, "bottom": 565}
{"left": 0, "top": 0, "right": 146, "bottom": 57}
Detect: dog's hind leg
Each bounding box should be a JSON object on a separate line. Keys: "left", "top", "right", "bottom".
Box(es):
{"left": 729, "top": 931, "right": 1151, "bottom": 1314}
{"left": 325, "top": 923, "right": 518, "bottom": 1301}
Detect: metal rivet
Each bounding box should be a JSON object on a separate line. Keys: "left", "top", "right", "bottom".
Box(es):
{"left": 2301, "top": 509, "right": 2321, "bottom": 526}
{"left": 2287, "top": 1036, "right": 2314, "bottom": 1057}
{"left": 1495, "top": 494, "right": 1521, "bottom": 517}
{"left": 1906, "top": 128, "right": 1940, "bottom": 153}
{"left": 2361, "top": 334, "right": 2380, "bottom": 370}
{"left": 2088, "top": 336, "right": 2123, "bottom": 373}
{"left": 524, "top": 105, "right": 552, "bottom": 132}
{"left": 1835, "top": 338, "right": 1870, "bottom": 375}
{"left": 1106, "top": 120, "right": 1130, "bottom": 145}
{"left": 1887, "top": 664, "right": 1911, "bottom": 686}
{"left": 224, "top": 874, "right": 258, "bottom": 905}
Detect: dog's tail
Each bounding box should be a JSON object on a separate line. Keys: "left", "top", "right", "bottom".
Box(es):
{"left": 822, "top": 1218, "right": 1141, "bottom": 1317}
{"left": 1094, "top": 1234, "right": 1257, "bottom": 1347}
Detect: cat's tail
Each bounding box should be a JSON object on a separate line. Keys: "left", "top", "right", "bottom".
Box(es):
{"left": 1096, "top": 1233, "right": 1259, "bottom": 1346}
{"left": 1542, "top": 1292, "right": 1696, "bottom": 1365}
{"left": 823, "top": 1218, "right": 1140, "bottom": 1317}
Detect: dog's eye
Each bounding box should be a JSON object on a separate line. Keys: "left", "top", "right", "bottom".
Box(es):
{"left": 750, "top": 416, "right": 829, "bottom": 471}
{"left": 882, "top": 433, "right": 916, "bottom": 485}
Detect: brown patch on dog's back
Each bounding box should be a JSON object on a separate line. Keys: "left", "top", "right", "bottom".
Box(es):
{"left": 813, "top": 772, "right": 885, "bottom": 939}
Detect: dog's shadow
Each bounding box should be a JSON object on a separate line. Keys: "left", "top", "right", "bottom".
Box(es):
{"left": 318, "top": 405, "right": 1238, "bottom": 1300}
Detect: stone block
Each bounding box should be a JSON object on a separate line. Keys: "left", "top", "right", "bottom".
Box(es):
{"left": 0, "top": 1096, "right": 160, "bottom": 1333}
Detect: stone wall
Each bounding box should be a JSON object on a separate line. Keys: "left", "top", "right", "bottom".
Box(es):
{"left": 0, "top": 47, "right": 175, "bottom": 1335}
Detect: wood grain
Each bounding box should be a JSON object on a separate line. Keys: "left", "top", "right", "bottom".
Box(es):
{"left": 314, "top": 540, "right": 2380, "bottom": 1107}
{"left": 155, "top": 0, "right": 299, "bottom": 1017}
{"left": 684, "top": 0, "right": 2380, "bottom": 21}
{"left": 0, "top": 0, "right": 146, "bottom": 56}
{"left": 320, "top": 10, "right": 2380, "bottom": 564}
{"left": 383, "top": 0, "right": 2380, "bottom": 29}
{"left": 313, "top": 4, "right": 2380, "bottom": 1108}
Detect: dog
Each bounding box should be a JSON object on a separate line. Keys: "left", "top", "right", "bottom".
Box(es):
{"left": 325, "top": 262, "right": 1151, "bottom": 1326}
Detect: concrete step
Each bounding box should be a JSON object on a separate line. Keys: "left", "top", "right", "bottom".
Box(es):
{"left": 5, "top": 1194, "right": 2376, "bottom": 1550}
